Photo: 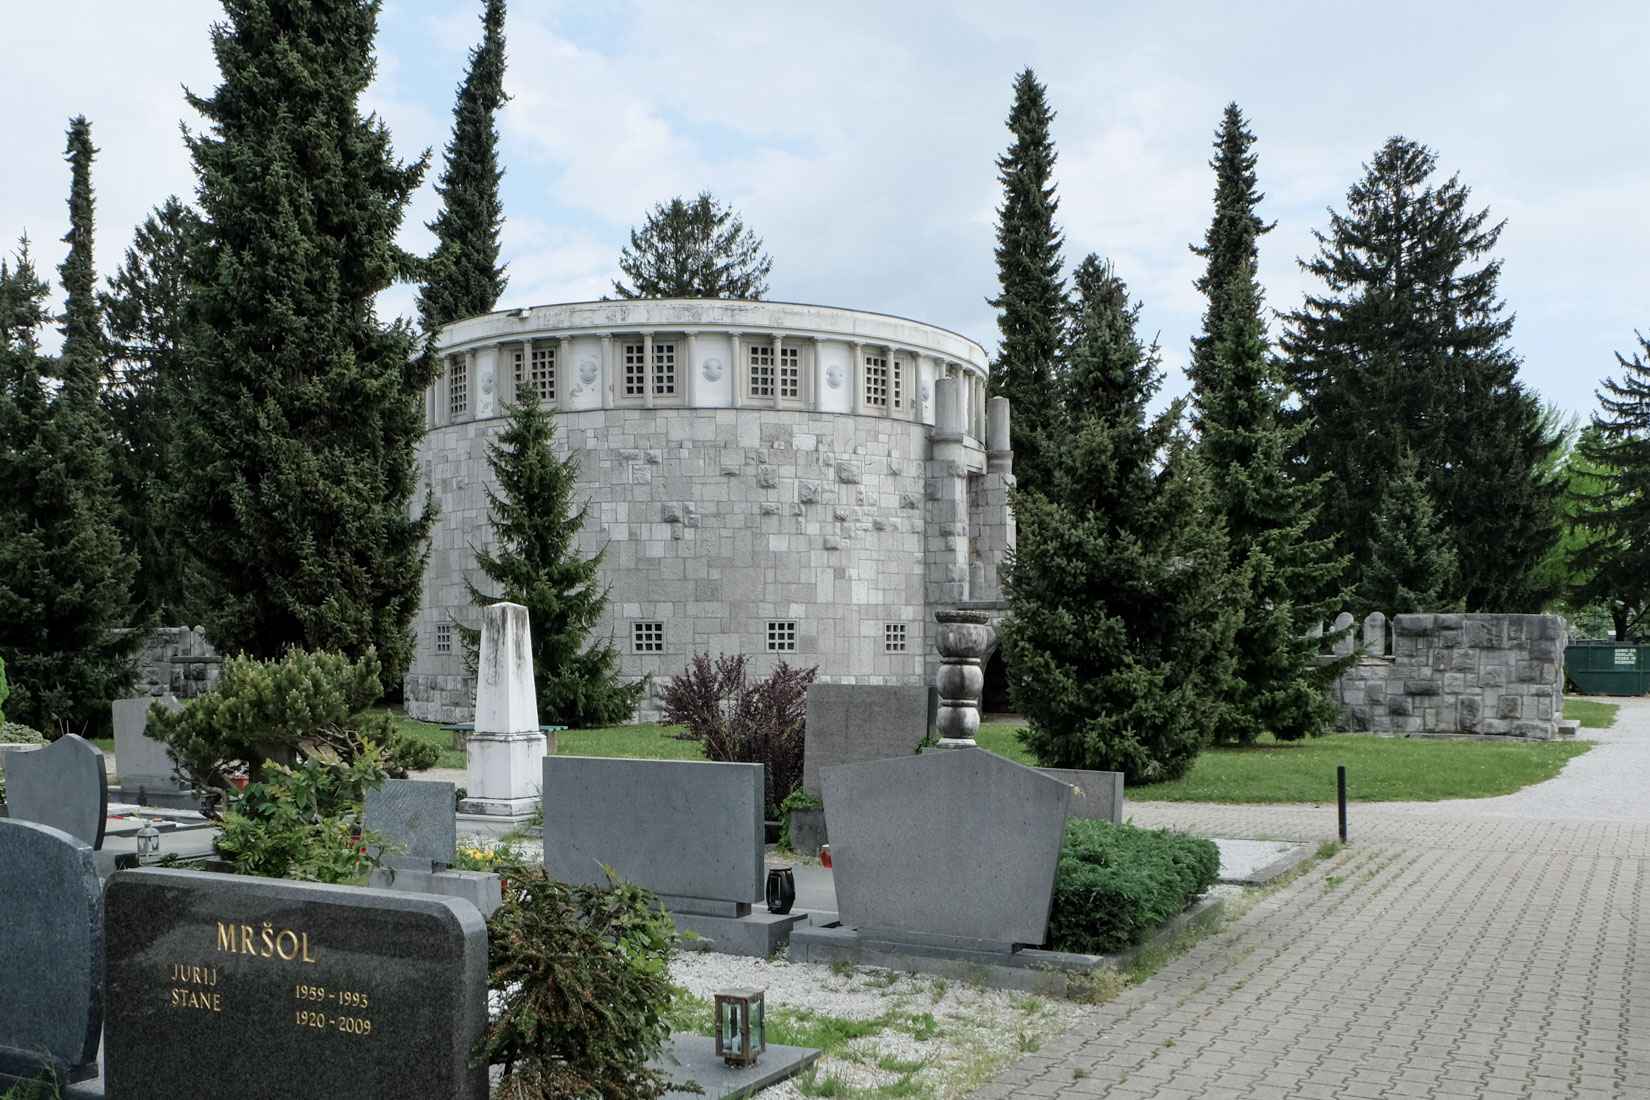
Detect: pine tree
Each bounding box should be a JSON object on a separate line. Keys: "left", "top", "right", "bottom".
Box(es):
{"left": 1571, "top": 334, "right": 1650, "bottom": 639}
{"left": 987, "top": 68, "right": 1066, "bottom": 489}
{"left": 612, "top": 192, "right": 771, "bottom": 300}
{"left": 1360, "top": 452, "right": 1462, "bottom": 615}
{"left": 1187, "top": 103, "right": 1273, "bottom": 413}
{"left": 417, "top": 0, "right": 508, "bottom": 333}
{"left": 999, "top": 255, "right": 1235, "bottom": 784}
{"left": 462, "top": 400, "right": 645, "bottom": 727}
{"left": 1280, "top": 137, "right": 1560, "bottom": 613}
{"left": 102, "top": 197, "right": 203, "bottom": 623}
{"left": 177, "top": 0, "right": 434, "bottom": 680}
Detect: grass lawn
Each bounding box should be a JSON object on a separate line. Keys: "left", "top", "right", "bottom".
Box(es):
{"left": 1565, "top": 699, "right": 1619, "bottom": 729}
{"left": 389, "top": 712, "right": 706, "bottom": 771}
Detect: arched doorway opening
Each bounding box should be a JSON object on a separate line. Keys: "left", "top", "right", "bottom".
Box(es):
{"left": 981, "top": 645, "right": 1014, "bottom": 718}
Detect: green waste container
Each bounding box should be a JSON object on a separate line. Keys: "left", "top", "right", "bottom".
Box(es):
{"left": 1564, "top": 641, "right": 1650, "bottom": 696}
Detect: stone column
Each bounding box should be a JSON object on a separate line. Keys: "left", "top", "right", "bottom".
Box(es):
{"left": 926, "top": 377, "right": 969, "bottom": 606}
{"left": 459, "top": 602, "right": 548, "bottom": 818}
{"left": 598, "top": 334, "right": 613, "bottom": 409}
{"left": 934, "top": 610, "right": 990, "bottom": 747}
{"left": 556, "top": 336, "right": 572, "bottom": 410}
{"left": 641, "top": 332, "right": 655, "bottom": 410}
{"left": 685, "top": 332, "right": 699, "bottom": 406}
{"left": 810, "top": 336, "right": 825, "bottom": 410}
{"left": 730, "top": 332, "right": 744, "bottom": 409}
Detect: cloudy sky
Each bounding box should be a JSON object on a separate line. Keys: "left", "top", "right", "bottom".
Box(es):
{"left": 4, "top": 0, "right": 1646, "bottom": 421}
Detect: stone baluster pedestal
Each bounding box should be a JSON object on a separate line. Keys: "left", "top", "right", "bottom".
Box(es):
{"left": 934, "top": 610, "right": 990, "bottom": 748}
{"left": 458, "top": 602, "right": 546, "bottom": 818}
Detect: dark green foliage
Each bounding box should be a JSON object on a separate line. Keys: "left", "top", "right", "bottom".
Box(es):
{"left": 417, "top": 0, "right": 508, "bottom": 332}
{"left": 1001, "top": 257, "right": 1236, "bottom": 783}
{"left": 478, "top": 864, "right": 681, "bottom": 1100}
{"left": 464, "top": 400, "right": 645, "bottom": 727}
{"left": 1571, "top": 333, "right": 1650, "bottom": 638}
{"left": 1280, "top": 137, "right": 1560, "bottom": 614}
{"left": 178, "top": 0, "right": 434, "bottom": 680}
{"left": 1360, "top": 452, "right": 1462, "bottom": 615}
{"left": 1047, "top": 820, "right": 1220, "bottom": 956}
{"left": 613, "top": 192, "right": 770, "bottom": 300}
{"left": 101, "top": 197, "right": 205, "bottom": 624}
{"left": 214, "top": 752, "right": 392, "bottom": 883}
{"left": 145, "top": 647, "right": 437, "bottom": 794}
{"left": 988, "top": 68, "right": 1066, "bottom": 489}
{"left": 0, "top": 655, "right": 7, "bottom": 725}
{"left": 659, "top": 652, "right": 817, "bottom": 815}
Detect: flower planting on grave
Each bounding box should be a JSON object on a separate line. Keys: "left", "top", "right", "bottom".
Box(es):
{"left": 478, "top": 863, "right": 683, "bottom": 1100}
{"left": 661, "top": 651, "right": 816, "bottom": 816}
{"left": 1046, "top": 821, "right": 1220, "bottom": 955}
{"left": 213, "top": 749, "right": 394, "bottom": 884}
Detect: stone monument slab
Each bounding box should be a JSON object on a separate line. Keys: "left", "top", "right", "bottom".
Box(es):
{"left": 365, "top": 779, "right": 457, "bottom": 871}
{"left": 822, "top": 748, "right": 1070, "bottom": 946}
{"left": 104, "top": 868, "right": 488, "bottom": 1100}
{"left": 111, "top": 695, "right": 184, "bottom": 790}
{"left": 6, "top": 733, "right": 108, "bottom": 848}
{"left": 1036, "top": 768, "right": 1124, "bottom": 824}
{"left": 542, "top": 756, "right": 763, "bottom": 906}
{"left": 801, "top": 683, "right": 935, "bottom": 798}
{"left": 0, "top": 819, "right": 104, "bottom": 1083}
{"left": 462, "top": 601, "right": 546, "bottom": 817}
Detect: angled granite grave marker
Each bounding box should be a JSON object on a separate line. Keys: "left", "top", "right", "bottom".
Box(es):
{"left": 111, "top": 695, "right": 186, "bottom": 798}
{"left": 365, "top": 779, "right": 457, "bottom": 872}
{"left": 104, "top": 869, "right": 488, "bottom": 1100}
{"left": 0, "top": 818, "right": 104, "bottom": 1083}
{"left": 6, "top": 733, "right": 108, "bottom": 848}
{"left": 800, "top": 683, "right": 935, "bottom": 798}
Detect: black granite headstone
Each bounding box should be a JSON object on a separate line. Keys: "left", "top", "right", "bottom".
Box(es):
{"left": 0, "top": 818, "right": 104, "bottom": 1083}
{"left": 104, "top": 869, "right": 488, "bottom": 1100}
{"left": 6, "top": 733, "right": 108, "bottom": 848}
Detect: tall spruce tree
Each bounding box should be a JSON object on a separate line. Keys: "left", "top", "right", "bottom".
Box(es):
{"left": 177, "top": 0, "right": 434, "bottom": 679}
{"left": 462, "top": 400, "right": 645, "bottom": 727}
{"left": 999, "top": 255, "right": 1235, "bottom": 784}
{"left": 1360, "top": 452, "right": 1462, "bottom": 615}
{"left": 1571, "top": 333, "right": 1650, "bottom": 639}
{"left": 987, "top": 68, "right": 1066, "bottom": 489}
{"left": 1280, "top": 137, "right": 1560, "bottom": 614}
{"left": 612, "top": 192, "right": 771, "bottom": 300}
{"left": 102, "top": 197, "right": 203, "bottom": 623}
{"left": 417, "top": 0, "right": 508, "bottom": 333}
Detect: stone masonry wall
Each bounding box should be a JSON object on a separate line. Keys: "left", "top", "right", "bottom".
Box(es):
{"left": 1333, "top": 612, "right": 1566, "bottom": 738}
{"left": 131, "top": 626, "right": 222, "bottom": 699}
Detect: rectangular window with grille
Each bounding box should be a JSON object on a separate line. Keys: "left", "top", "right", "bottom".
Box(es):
{"left": 864, "top": 355, "right": 888, "bottom": 408}
{"left": 623, "top": 343, "right": 647, "bottom": 396}
{"left": 778, "top": 346, "right": 799, "bottom": 398}
{"left": 766, "top": 621, "right": 797, "bottom": 652}
{"left": 884, "top": 623, "right": 907, "bottom": 653}
{"left": 528, "top": 345, "right": 555, "bottom": 401}
{"left": 749, "top": 345, "right": 774, "bottom": 398}
{"left": 449, "top": 357, "right": 469, "bottom": 418}
{"left": 632, "top": 621, "right": 665, "bottom": 653}
{"left": 890, "top": 357, "right": 903, "bottom": 409}
{"left": 653, "top": 342, "right": 676, "bottom": 396}
{"left": 434, "top": 622, "right": 452, "bottom": 654}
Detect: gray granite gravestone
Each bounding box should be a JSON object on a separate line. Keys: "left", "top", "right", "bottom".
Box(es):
{"left": 111, "top": 695, "right": 185, "bottom": 795}
{"left": 0, "top": 818, "right": 104, "bottom": 1083}
{"left": 104, "top": 869, "right": 488, "bottom": 1100}
{"left": 801, "top": 683, "right": 936, "bottom": 798}
{"left": 821, "top": 748, "right": 1070, "bottom": 946}
{"left": 6, "top": 733, "right": 108, "bottom": 848}
{"left": 364, "top": 779, "right": 457, "bottom": 871}
{"left": 1036, "top": 768, "right": 1125, "bottom": 824}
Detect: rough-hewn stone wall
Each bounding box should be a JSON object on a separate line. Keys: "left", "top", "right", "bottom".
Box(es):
{"left": 131, "top": 626, "right": 222, "bottom": 699}
{"left": 1332, "top": 612, "right": 1566, "bottom": 738}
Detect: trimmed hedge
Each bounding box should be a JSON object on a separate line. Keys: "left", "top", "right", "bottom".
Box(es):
{"left": 1047, "top": 820, "right": 1220, "bottom": 955}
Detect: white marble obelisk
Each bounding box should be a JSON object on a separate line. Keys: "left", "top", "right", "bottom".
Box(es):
{"left": 459, "top": 602, "right": 546, "bottom": 817}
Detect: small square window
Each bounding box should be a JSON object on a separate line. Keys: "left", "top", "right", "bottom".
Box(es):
{"left": 633, "top": 621, "right": 665, "bottom": 654}
{"left": 449, "top": 357, "right": 469, "bottom": 418}
{"left": 884, "top": 623, "right": 907, "bottom": 653}
{"left": 623, "top": 343, "right": 647, "bottom": 396}
{"left": 767, "top": 621, "right": 797, "bottom": 652}
{"left": 434, "top": 622, "right": 452, "bottom": 654}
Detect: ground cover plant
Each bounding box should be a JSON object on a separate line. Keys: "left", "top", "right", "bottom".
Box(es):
{"left": 1047, "top": 821, "right": 1219, "bottom": 955}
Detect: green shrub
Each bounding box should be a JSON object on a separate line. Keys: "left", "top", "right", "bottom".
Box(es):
{"left": 0, "top": 722, "right": 46, "bottom": 744}
{"left": 0, "top": 655, "right": 8, "bottom": 725}
{"left": 1046, "top": 820, "right": 1219, "bottom": 955}
{"left": 213, "top": 750, "right": 393, "bottom": 884}
{"left": 145, "top": 647, "right": 437, "bottom": 793}
{"left": 478, "top": 865, "right": 682, "bottom": 1100}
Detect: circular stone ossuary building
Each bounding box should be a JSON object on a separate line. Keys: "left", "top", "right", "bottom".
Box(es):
{"left": 404, "top": 298, "right": 1015, "bottom": 724}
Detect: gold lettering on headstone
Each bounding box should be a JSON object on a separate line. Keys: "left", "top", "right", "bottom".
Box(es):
{"left": 214, "top": 921, "right": 318, "bottom": 962}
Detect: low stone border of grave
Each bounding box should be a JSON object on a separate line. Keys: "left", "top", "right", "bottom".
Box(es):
{"left": 1226, "top": 843, "right": 1316, "bottom": 887}
{"left": 788, "top": 892, "right": 1227, "bottom": 998}
{"left": 652, "top": 1037, "right": 820, "bottom": 1100}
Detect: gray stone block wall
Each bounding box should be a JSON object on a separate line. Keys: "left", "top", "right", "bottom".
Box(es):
{"left": 1330, "top": 612, "right": 1566, "bottom": 738}
{"left": 128, "top": 626, "right": 221, "bottom": 699}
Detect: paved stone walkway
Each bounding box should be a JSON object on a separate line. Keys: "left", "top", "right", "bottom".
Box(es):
{"left": 969, "top": 699, "right": 1650, "bottom": 1100}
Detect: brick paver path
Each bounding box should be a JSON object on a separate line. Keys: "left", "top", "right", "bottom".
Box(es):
{"left": 970, "top": 699, "right": 1650, "bottom": 1100}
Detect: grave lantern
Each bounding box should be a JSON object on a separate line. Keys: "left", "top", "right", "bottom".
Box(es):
{"left": 135, "top": 823, "right": 161, "bottom": 860}
{"left": 713, "top": 987, "right": 766, "bottom": 1067}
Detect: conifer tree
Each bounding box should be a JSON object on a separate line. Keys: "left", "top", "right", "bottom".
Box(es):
{"left": 1280, "top": 137, "right": 1559, "bottom": 612}
{"left": 612, "top": 192, "right": 771, "bottom": 300}
{"left": 177, "top": 0, "right": 434, "bottom": 679}
{"left": 102, "top": 197, "right": 203, "bottom": 622}
{"left": 1571, "top": 334, "right": 1650, "bottom": 639}
{"left": 999, "top": 255, "right": 1235, "bottom": 784}
{"left": 988, "top": 68, "right": 1066, "bottom": 488}
{"left": 1360, "top": 452, "right": 1462, "bottom": 615}
{"left": 417, "top": 0, "right": 508, "bottom": 333}
{"left": 463, "top": 400, "right": 645, "bottom": 727}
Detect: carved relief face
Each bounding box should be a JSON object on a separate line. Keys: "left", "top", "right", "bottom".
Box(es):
{"left": 826, "top": 363, "right": 844, "bottom": 389}
{"left": 702, "top": 356, "right": 723, "bottom": 382}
